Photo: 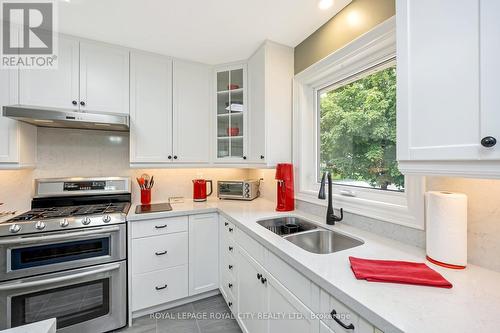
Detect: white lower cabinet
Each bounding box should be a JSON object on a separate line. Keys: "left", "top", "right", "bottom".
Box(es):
{"left": 266, "top": 265, "right": 319, "bottom": 333}
{"left": 237, "top": 246, "right": 268, "bottom": 333}
{"left": 319, "top": 289, "right": 374, "bottom": 333}
{"left": 188, "top": 213, "right": 219, "bottom": 295}
{"left": 130, "top": 213, "right": 218, "bottom": 315}
{"left": 219, "top": 217, "right": 380, "bottom": 333}
{"left": 131, "top": 265, "right": 188, "bottom": 311}
{"left": 132, "top": 233, "right": 188, "bottom": 274}
{"left": 320, "top": 321, "right": 334, "bottom": 333}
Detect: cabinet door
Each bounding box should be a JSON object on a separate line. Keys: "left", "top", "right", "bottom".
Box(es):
{"left": 320, "top": 321, "right": 334, "bottom": 333}
{"left": 397, "top": 0, "right": 481, "bottom": 161}
{"left": 19, "top": 34, "right": 79, "bottom": 109}
{"left": 188, "top": 213, "right": 219, "bottom": 295}
{"left": 0, "top": 69, "right": 19, "bottom": 163}
{"left": 79, "top": 41, "right": 129, "bottom": 114}
{"left": 247, "top": 45, "right": 266, "bottom": 163}
{"left": 215, "top": 65, "right": 247, "bottom": 162}
{"left": 480, "top": 0, "right": 500, "bottom": 159}
{"left": 173, "top": 60, "right": 211, "bottom": 163}
{"left": 237, "top": 247, "right": 268, "bottom": 333}
{"left": 266, "top": 272, "right": 319, "bottom": 333}
{"left": 130, "top": 52, "right": 172, "bottom": 163}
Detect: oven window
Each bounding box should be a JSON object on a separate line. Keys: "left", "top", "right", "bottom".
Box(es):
{"left": 219, "top": 183, "right": 243, "bottom": 196}
{"left": 10, "top": 238, "right": 110, "bottom": 270}
{"left": 11, "top": 279, "right": 110, "bottom": 329}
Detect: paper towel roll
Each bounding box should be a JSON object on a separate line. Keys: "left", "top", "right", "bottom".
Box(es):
{"left": 425, "top": 191, "right": 467, "bottom": 269}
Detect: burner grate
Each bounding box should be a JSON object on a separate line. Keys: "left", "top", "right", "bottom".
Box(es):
{"left": 5, "top": 203, "right": 129, "bottom": 222}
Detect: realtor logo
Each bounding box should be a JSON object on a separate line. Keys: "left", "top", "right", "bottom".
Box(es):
{"left": 1, "top": 0, "right": 58, "bottom": 68}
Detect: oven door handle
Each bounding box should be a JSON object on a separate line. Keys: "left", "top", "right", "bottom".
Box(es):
{"left": 0, "top": 263, "right": 121, "bottom": 291}
{"left": 0, "top": 226, "right": 121, "bottom": 245}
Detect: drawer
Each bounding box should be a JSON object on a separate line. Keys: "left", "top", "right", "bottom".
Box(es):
{"left": 266, "top": 251, "right": 319, "bottom": 312}
{"left": 221, "top": 272, "right": 238, "bottom": 302}
{"left": 221, "top": 285, "right": 237, "bottom": 314}
{"left": 132, "top": 232, "right": 188, "bottom": 274}
{"left": 221, "top": 252, "right": 237, "bottom": 279}
{"left": 236, "top": 229, "right": 265, "bottom": 265}
{"left": 131, "top": 216, "right": 188, "bottom": 239}
{"left": 224, "top": 237, "right": 237, "bottom": 258}
{"left": 319, "top": 289, "right": 374, "bottom": 333}
{"left": 132, "top": 265, "right": 188, "bottom": 311}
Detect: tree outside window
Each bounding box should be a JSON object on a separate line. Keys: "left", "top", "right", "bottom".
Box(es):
{"left": 319, "top": 65, "right": 404, "bottom": 191}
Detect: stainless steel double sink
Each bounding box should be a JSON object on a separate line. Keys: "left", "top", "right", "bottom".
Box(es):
{"left": 257, "top": 216, "right": 363, "bottom": 254}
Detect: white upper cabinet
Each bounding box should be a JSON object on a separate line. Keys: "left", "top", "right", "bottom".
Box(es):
{"left": 19, "top": 34, "right": 79, "bottom": 110}
{"left": 173, "top": 59, "right": 211, "bottom": 163}
{"left": 397, "top": 0, "right": 500, "bottom": 177}
{"left": 247, "top": 41, "right": 293, "bottom": 166}
{"left": 130, "top": 52, "right": 173, "bottom": 164}
{"left": 0, "top": 69, "right": 36, "bottom": 168}
{"left": 79, "top": 41, "right": 130, "bottom": 114}
{"left": 19, "top": 35, "right": 129, "bottom": 115}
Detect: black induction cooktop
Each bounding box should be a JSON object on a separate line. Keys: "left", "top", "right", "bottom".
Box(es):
{"left": 135, "top": 203, "right": 173, "bottom": 214}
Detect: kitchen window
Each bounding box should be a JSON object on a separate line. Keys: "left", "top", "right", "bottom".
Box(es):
{"left": 293, "top": 18, "right": 424, "bottom": 229}
{"left": 318, "top": 61, "right": 402, "bottom": 192}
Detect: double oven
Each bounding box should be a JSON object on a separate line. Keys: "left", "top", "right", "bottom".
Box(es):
{"left": 0, "top": 177, "right": 129, "bottom": 333}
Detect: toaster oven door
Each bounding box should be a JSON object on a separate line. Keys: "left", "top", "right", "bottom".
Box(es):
{"left": 218, "top": 182, "right": 244, "bottom": 198}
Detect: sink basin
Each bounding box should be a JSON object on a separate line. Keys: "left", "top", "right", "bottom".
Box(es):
{"left": 257, "top": 216, "right": 363, "bottom": 254}
{"left": 257, "top": 217, "right": 318, "bottom": 236}
{"left": 284, "top": 230, "right": 364, "bottom": 254}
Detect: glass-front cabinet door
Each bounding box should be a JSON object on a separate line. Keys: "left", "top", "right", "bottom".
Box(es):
{"left": 215, "top": 65, "right": 247, "bottom": 161}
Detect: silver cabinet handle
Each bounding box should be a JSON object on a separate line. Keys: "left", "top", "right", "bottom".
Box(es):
{"left": 155, "top": 250, "right": 168, "bottom": 256}
{"left": 0, "top": 226, "right": 120, "bottom": 245}
{"left": 155, "top": 284, "right": 168, "bottom": 290}
{"left": 155, "top": 224, "right": 167, "bottom": 229}
{"left": 0, "top": 263, "right": 121, "bottom": 291}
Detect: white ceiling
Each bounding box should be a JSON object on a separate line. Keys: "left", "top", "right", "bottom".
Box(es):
{"left": 57, "top": 0, "right": 352, "bottom": 64}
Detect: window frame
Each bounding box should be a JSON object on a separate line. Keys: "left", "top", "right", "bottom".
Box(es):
{"left": 293, "top": 17, "right": 425, "bottom": 230}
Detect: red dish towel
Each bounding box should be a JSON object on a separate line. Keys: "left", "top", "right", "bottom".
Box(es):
{"left": 349, "top": 256, "right": 453, "bottom": 289}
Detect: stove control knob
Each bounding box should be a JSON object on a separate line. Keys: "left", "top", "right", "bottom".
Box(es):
{"left": 35, "top": 221, "right": 46, "bottom": 230}
{"left": 60, "top": 219, "right": 69, "bottom": 227}
{"left": 9, "top": 224, "right": 21, "bottom": 233}
{"left": 102, "top": 215, "right": 111, "bottom": 223}
{"left": 81, "top": 217, "right": 91, "bottom": 225}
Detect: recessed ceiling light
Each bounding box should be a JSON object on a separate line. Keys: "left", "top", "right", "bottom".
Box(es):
{"left": 318, "top": 0, "right": 333, "bottom": 10}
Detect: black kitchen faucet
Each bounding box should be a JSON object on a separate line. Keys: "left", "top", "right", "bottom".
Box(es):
{"left": 318, "top": 172, "right": 344, "bottom": 225}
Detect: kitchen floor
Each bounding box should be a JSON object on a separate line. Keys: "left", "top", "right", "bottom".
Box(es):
{"left": 116, "top": 295, "right": 242, "bottom": 333}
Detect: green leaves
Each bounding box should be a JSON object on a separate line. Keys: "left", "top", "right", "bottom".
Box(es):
{"left": 319, "top": 66, "right": 403, "bottom": 191}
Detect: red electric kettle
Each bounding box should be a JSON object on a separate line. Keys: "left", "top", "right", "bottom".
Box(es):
{"left": 192, "top": 179, "right": 213, "bottom": 202}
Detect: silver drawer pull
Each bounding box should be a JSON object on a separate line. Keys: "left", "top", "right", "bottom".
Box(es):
{"left": 155, "top": 250, "right": 168, "bottom": 256}
{"left": 155, "top": 224, "right": 167, "bottom": 229}
{"left": 155, "top": 284, "right": 168, "bottom": 290}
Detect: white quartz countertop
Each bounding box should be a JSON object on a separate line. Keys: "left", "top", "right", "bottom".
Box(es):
{"left": 0, "top": 319, "right": 56, "bottom": 333}
{"left": 128, "top": 198, "right": 500, "bottom": 333}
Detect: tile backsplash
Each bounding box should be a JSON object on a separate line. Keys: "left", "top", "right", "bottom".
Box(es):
{"left": 1, "top": 128, "right": 500, "bottom": 272}
{"left": 0, "top": 128, "right": 249, "bottom": 210}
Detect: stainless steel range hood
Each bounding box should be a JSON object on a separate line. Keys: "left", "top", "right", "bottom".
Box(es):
{"left": 2, "top": 105, "right": 129, "bottom": 132}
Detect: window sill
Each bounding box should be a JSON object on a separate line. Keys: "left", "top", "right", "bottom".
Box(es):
{"left": 295, "top": 189, "right": 424, "bottom": 230}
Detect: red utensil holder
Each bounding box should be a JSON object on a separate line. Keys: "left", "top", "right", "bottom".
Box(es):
{"left": 141, "top": 189, "right": 151, "bottom": 205}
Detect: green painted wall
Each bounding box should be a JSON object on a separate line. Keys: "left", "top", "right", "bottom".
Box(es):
{"left": 294, "top": 0, "right": 395, "bottom": 74}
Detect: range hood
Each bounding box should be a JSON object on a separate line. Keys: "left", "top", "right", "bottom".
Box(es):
{"left": 2, "top": 105, "right": 129, "bottom": 132}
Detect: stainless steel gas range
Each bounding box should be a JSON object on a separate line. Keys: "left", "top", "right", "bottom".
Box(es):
{"left": 0, "top": 177, "right": 130, "bottom": 333}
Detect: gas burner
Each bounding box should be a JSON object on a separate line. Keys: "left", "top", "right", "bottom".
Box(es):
{"left": 6, "top": 203, "right": 129, "bottom": 223}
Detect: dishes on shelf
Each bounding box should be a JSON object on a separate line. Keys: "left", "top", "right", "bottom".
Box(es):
{"left": 227, "top": 127, "right": 240, "bottom": 136}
